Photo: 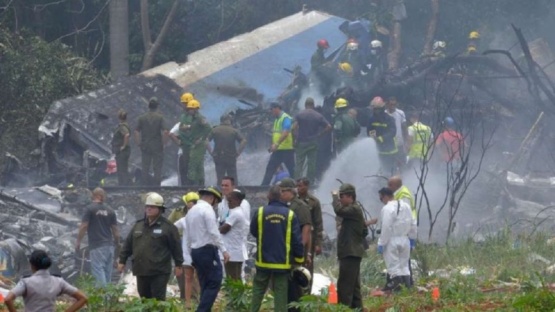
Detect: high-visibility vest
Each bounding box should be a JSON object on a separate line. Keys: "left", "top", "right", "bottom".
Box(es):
{"left": 394, "top": 185, "right": 416, "bottom": 220}
{"left": 255, "top": 207, "right": 302, "bottom": 269}
{"left": 408, "top": 122, "right": 432, "bottom": 159}
{"left": 272, "top": 113, "right": 293, "bottom": 150}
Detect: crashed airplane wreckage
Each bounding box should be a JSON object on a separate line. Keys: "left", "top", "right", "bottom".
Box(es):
{"left": 1, "top": 8, "right": 555, "bottom": 288}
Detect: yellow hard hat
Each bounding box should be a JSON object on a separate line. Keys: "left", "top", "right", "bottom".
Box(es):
{"left": 467, "top": 45, "right": 477, "bottom": 53}
{"left": 187, "top": 99, "right": 201, "bottom": 109}
{"left": 339, "top": 62, "right": 353, "bottom": 74}
{"left": 469, "top": 31, "right": 480, "bottom": 39}
{"left": 180, "top": 92, "right": 194, "bottom": 103}
{"left": 335, "top": 98, "right": 348, "bottom": 109}
{"left": 182, "top": 192, "right": 200, "bottom": 204}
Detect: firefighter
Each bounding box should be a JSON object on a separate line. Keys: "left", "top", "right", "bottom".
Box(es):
{"left": 367, "top": 96, "right": 398, "bottom": 175}
{"left": 333, "top": 98, "right": 360, "bottom": 154}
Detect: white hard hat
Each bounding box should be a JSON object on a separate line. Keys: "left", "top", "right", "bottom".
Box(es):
{"left": 291, "top": 266, "right": 312, "bottom": 290}
{"left": 370, "top": 40, "right": 383, "bottom": 48}
{"left": 433, "top": 41, "right": 446, "bottom": 50}
{"left": 145, "top": 192, "right": 165, "bottom": 208}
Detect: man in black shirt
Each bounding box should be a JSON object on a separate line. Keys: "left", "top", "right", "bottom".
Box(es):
{"left": 76, "top": 187, "right": 119, "bottom": 286}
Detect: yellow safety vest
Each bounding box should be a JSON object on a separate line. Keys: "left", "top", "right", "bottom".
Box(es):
{"left": 255, "top": 207, "right": 302, "bottom": 269}
{"left": 272, "top": 113, "right": 293, "bottom": 150}
{"left": 394, "top": 186, "right": 416, "bottom": 220}
{"left": 408, "top": 122, "right": 432, "bottom": 159}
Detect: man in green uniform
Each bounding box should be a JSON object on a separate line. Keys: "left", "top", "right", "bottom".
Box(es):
{"left": 332, "top": 183, "right": 366, "bottom": 310}
{"left": 296, "top": 177, "right": 323, "bottom": 290}
{"left": 134, "top": 98, "right": 168, "bottom": 186}
{"left": 206, "top": 114, "right": 247, "bottom": 184}
{"left": 278, "top": 178, "right": 312, "bottom": 311}
{"left": 178, "top": 98, "right": 212, "bottom": 185}
{"left": 111, "top": 109, "right": 131, "bottom": 185}
{"left": 118, "top": 192, "right": 184, "bottom": 300}
{"left": 333, "top": 98, "right": 360, "bottom": 155}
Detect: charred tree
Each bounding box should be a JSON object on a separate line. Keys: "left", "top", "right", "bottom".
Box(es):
{"left": 109, "top": 0, "right": 129, "bottom": 78}
{"left": 422, "top": 0, "right": 440, "bottom": 56}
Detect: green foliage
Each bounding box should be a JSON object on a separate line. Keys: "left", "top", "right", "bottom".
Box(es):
{"left": 0, "top": 27, "right": 105, "bottom": 166}
{"left": 513, "top": 275, "right": 555, "bottom": 312}
{"left": 289, "top": 295, "right": 359, "bottom": 312}
{"left": 221, "top": 278, "right": 254, "bottom": 310}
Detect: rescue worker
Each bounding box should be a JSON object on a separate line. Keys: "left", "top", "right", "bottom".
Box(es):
{"left": 386, "top": 96, "right": 408, "bottom": 171}
{"left": 5, "top": 250, "right": 88, "bottom": 312}
{"left": 206, "top": 114, "right": 247, "bottom": 184}
{"left": 388, "top": 175, "right": 417, "bottom": 285}
{"left": 367, "top": 96, "right": 398, "bottom": 175}
{"left": 171, "top": 92, "right": 195, "bottom": 186}
{"left": 173, "top": 192, "right": 200, "bottom": 306}
{"left": 261, "top": 103, "right": 295, "bottom": 186}
{"left": 292, "top": 97, "right": 331, "bottom": 181}
{"left": 278, "top": 178, "right": 312, "bottom": 311}
{"left": 296, "top": 177, "right": 323, "bottom": 289}
{"left": 333, "top": 98, "right": 360, "bottom": 154}
{"left": 185, "top": 187, "right": 230, "bottom": 311}
{"left": 406, "top": 113, "right": 432, "bottom": 168}
{"left": 434, "top": 116, "right": 465, "bottom": 166}
{"left": 118, "top": 192, "right": 184, "bottom": 300}
{"left": 332, "top": 183, "right": 366, "bottom": 310}
{"left": 250, "top": 185, "right": 304, "bottom": 312}
{"left": 377, "top": 187, "right": 416, "bottom": 292}
{"left": 311, "top": 39, "right": 329, "bottom": 71}
{"left": 134, "top": 97, "right": 169, "bottom": 186}
{"left": 468, "top": 31, "right": 480, "bottom": 53}
{"left": 111, "top": 109, "right": 130, "bottom": 185}
{"left": 178, "top": 98, "right": 212, "bottom": 186}
{"left": 366, "top": 40, "right": 386, "bottom": 79}
{"left": 431, "top": 40, "right": 447, "bottom": 59}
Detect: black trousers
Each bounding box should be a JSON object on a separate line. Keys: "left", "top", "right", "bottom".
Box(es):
{"left": 261, "top": 150, "right": 295, "bottom": 186}
{"left": 115, "top": 148, "right": 130, "bottom": 185}
{"left": 214, "top": 158, "right": 238, "bottom": 185}
{"left": 337, "top": 256, "right": 363, "bottom": 309}
{"left": 136, "top": 274, "right": 171, "bottom": 300}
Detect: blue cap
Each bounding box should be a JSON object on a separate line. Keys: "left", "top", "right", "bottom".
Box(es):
{"left": 444, "top": 117, "right": 455, "bottom": 127}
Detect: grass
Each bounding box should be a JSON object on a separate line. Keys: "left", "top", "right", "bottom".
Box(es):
{"left": 35, "top": 229, "right": 555, "bottom": 311}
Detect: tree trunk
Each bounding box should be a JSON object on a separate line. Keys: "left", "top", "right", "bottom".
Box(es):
{"left": 109, "top": 0, "right": 129, "bottom": 78}
{"left": 387, "top": 21, "right": 402, "bottom": 70}
{"left": 422, "top": 0, "right": 440, "bottom": 55}
{"left": 140, "top": 0, "right": 180, "bottom": 71}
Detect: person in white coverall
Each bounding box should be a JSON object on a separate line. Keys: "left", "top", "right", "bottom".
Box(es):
{"left": 377, "top": 187, "right": 417, "bottom": 292}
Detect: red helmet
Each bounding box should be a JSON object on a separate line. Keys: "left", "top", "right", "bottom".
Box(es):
{"left": 317, "top": 39, "right": 329, "bottom": 49}
{"left": 106, "top": 160, "right": 117, "bottom": 174}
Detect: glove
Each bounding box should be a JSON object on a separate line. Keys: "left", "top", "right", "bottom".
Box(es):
{"left": 410, "top": 239, "right": 416, "bottom": 249}
{"left": 377, "top": 245, "right": 384, "bottom": 254}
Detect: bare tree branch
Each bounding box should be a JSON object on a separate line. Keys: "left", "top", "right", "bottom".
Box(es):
{"left": 141, "top": 0, "right": 180, "bottom": 71}
{"left": 422, "top": 0, "right": 439, "bottom": 55}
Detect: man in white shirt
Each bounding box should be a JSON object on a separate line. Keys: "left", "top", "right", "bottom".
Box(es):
{"left": 218, "top": 176, "right": 251, "bottom": 226}
{"left": 376, "top": 187, "right": 417, "bottom": 293}
{"left": 219, "top": 189, "right": 248, "bottom": 281}
{"left": 386, "top": 96, "right": 408, "bottom": 169}
{"left": 169, "top": 122, "right": 185, "bottom": 185}
{"left": 185, "top": 187, "right": 230, "bottom": 311}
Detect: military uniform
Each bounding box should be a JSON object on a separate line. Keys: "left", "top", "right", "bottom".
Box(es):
{"left": 112, "top": 122, "right": 130, "bottom": 185}
{"left": 119, "top": 216, "right": 184, "bottom": 300}
{"left": 207, "top": 123, "right": 245, "bottom": 184}
{"left": 287, "top": 197, "right": 312, "bottom": 311}
{"left": 179, "top": 113, "right": 211, "bottom": 185}
{"left": 333, "top": 110, "right": 360, "bottom": 154}
{"left": 298, "top": 193, "right": 324, "bottom": 290}
{"left": 332, "top": 184, "right": 366, "bottom": 310}
{"left": 135, "top": 111, "right": 167, "bottom": 186}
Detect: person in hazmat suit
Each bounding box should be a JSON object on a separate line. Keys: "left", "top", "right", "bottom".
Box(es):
{"left": 376, "top": 187, "right": 416, "bottom": 292}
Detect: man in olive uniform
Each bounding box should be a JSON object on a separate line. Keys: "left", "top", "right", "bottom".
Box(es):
{"left": 118, "top": 192, "right": 184, "bottom": 300}
{"left": 134, "top": 98, "right": 169, "bottom": 186}
{"left": 112, "top": 109, "right": 131, "bottom": 185}
{"left": 332, "top": 183, "right": 366, "bottom": 310}
{"left": 296, "top": 177, "right": 323, "bottom": 290}
{"left": 333, "top": 98, "right": 360, "bottom": 155}
{"left": 278, "top": 178, "right": 312, "bottom": 311}
{"left": 178, "top": 98, "right": 212, "bottom": 185}
{"left": 207, "top": 114, "right": 247, "bottom": 184}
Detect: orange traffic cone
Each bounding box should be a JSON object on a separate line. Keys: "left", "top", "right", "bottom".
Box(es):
{"left": 431, "top": 287, "right": 440, "bottom": 302}
{"left": 328, "top": 282, "right": 338, "bottom": 304}
{"left": 0, "top": 293, "right": 4, "bottom": 303}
